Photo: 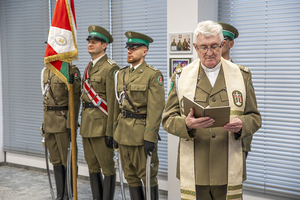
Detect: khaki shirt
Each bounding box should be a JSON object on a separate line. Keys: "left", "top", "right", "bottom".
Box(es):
{"left": 42, "top": 65, "right": 81, "bottom": 133}
{"left": 114, "top": 61, "right": 165, "bottom": 146}
{"left": 80, "top": 54, "right": 120, "bottom": 138}
{"left": 162, "top": 63, "right": 261, "bottom": 185}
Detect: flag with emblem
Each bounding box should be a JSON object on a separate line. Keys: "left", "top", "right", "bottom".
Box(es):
{"left": 44, "top": 0, "right": 77, "bottom": 90}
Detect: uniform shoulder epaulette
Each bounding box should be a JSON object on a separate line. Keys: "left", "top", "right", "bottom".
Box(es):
{"left": 119, "top": 66, "right": 128, "bottom": 71}
{"left": 147, "top": 65, "right": 158, "bottom": 71}
{"left": 107, "top": 58, "right": 117, "bottom": 66}
{"left": 237, "top": 64, "right": 249, "bottom": 73}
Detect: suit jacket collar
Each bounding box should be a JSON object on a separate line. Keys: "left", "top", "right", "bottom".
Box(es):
{"left": 90, "top": 54, "right": 108, "bottom": 76}
{"left": 198, "top": 63, "right": 226, "bottom": 97}
{"left": 210, "top": 66, "right": 226, "bottom": 97}
{"left": 197, "top": 63, "right": 212, "bottom": 94}
{"left": 127, "top": 61, "right": 147, "bottom": 84}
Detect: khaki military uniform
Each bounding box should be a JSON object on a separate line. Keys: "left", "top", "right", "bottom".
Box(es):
{"left": 162, "top": 63, "right": 261, "bottom": 186}
{"left": 183, "top": 41, "right": 188, "bottom": 50}
{"left": 114, "top": 61, "right": 165, "bottom": 187}
{"left": 80, "top": 54, "right": 119, "bottom": 175}
{"left": 177, "top": 41, "right": 182, "bottom": 51}
{"left": 42, "top": 65, "right": 81, "bottom": 167}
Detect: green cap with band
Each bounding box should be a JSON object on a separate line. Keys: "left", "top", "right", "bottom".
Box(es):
{"left": 125, "top": 31, "right": 153, "bottom": 48}
{"left": 87, "top": 25, "right": 113, "bottom": 43}
{"left": 218, "top": 22, "right": 239, "bottom": 40}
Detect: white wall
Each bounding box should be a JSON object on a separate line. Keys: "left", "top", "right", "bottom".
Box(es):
{"left": 167, "top": 0, "right": 218, "bottom": 199}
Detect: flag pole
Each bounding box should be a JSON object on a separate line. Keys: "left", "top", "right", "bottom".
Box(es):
{"left": 68, "top": 63, "right": 77, "bottom": 200}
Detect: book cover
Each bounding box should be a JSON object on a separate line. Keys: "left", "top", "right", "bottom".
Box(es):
{"left": 183, "top": 95, "right": 230, "bottom": 128}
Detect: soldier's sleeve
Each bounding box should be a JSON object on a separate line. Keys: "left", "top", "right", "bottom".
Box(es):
{"left": 162, "top": 72, "right": 194, "bottom": 139}
{"left": 106, "top": 63, "right": 120, "bottom": 137}
{"left": 237, "top": 70, "right": 262, "bottom": 139}
{"left": 144, "top": 70, "right": 165, "bottom": 143}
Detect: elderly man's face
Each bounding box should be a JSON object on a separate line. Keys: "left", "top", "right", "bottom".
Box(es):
{"left": 194, "top": 34, "right": 223, "bottom": 68}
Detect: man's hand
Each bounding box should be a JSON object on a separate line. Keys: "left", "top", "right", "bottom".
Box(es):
{"left": 185, "top": 108, "right": 215, "bottom": 129}
{"left": 144, "top": 140, "right": 156, "bottom": 156}
{"left": 222, "top": 117, "right": 243, "bottom": 133}
{"left": 105, "top": 136, "right": 113, "bottom": 149}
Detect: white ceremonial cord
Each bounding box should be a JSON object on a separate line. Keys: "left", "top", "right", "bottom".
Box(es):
{"left": 41, "top": 67, "right": 48, "bottom": 96}
{"left": 114, "top": 70, "right": 125, "bottom": 105}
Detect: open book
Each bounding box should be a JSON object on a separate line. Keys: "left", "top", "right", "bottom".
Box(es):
{"left": 183, "top": 95, "right": 230, "bottom": 128}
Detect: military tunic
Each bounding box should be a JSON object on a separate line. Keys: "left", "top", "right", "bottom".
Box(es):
{"left": 42, "top": 65, "right": 81, "bottom": 167}
{"left": 80, "top": 54, "right": 119, "bottom": 175}
{"left": 162, "top": 63, "right": 261, "bottom": 185}
{"left": 114, "top": 61, "right": 165, "bottom": 186}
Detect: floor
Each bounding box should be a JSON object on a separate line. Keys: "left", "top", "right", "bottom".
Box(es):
{"left": 0, "top": 162, "right": 297, "bottom": 200}
{"left": 0, "top": 163, "right": 167, "bottom": 200}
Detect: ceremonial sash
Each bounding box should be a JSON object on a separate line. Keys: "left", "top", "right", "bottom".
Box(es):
{"left": 82, "top": 62, "right": 108, "bottom": 116}
{"left": 177, "top": 57, "right": 245, "bottom": 200}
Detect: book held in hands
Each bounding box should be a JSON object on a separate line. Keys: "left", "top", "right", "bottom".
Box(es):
{"left": 183, "top": 95, "right": 230, "bottom": 128}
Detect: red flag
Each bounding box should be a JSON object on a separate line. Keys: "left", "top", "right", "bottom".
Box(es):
{"left": 44, "top": 0, "right": 77, "bottom": 90}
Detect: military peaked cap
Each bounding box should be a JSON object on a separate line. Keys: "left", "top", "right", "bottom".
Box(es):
{"left": 218, "top": 22, "right": 239, "bottom": 40}
{"left": 87, "top": 25, "right": 113, "bottom": 44}
{"left": 125, "top": 31, "right": 153, "bottom": 48}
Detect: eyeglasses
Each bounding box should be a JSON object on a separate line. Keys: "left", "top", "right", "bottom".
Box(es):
{"left": 195, "top": 42, "right": 223, "bottom": 53}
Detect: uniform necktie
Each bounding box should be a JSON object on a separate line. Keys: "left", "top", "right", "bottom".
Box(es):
{"left": 130, "top": 67, "right": 134, "bottom": 73}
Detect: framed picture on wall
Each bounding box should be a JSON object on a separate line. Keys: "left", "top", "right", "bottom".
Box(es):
{"left": 169, "top": 58, "right": 191, "bottom": 77}
{"left": 169, "top": 32, "right": 193, "bottom": 54}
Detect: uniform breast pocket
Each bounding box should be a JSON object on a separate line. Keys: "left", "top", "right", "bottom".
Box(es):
{"left": 195, "top": 88, "right": 208, "bottom": 103}
{"left": 219, "top": 90, "right": 228, "bottom": 102}
{"left": 52, "top": 77, "right": 66, "bottom": 91}
{"left": 90, "top": 76, "right": 105, "bottom": 94}
{"left": 130, "top": 84, "right": 147, "bottom": 103}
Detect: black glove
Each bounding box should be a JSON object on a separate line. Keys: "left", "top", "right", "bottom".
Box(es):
{"left": 69, "top": 73, "right": 74, "bottom": 84}
{"left": 105, "top": 136, "right": 113, "bottom": 149}
{"left": 234, "top": 129, "right": 242, "bottom": 140}
{"left": 144, "top": 140, "right": 156, "bottom": 156}
{"left": 113, "top": 139, "right": 119, "bottom": 149}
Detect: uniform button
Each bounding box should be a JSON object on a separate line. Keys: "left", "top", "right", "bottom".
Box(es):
{"left": 212, "top": 98, "right": 216, "bottom": 102}
{"left": 212, "top": 134, "right": 216, "bottom": 138}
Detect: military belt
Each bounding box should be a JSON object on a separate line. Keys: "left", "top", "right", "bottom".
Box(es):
{"left": 121, "top": 109, "right": 147, "bottom": 119}
{"left": 82, "top": 102, "right": 97, "bottom": 109}
{"left": 45, "top": 105, "right": 68, "bottom": 111}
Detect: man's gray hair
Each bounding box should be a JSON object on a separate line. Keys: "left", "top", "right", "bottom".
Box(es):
{"left": 193, "top": 20, "right": 224, "bottom": 43}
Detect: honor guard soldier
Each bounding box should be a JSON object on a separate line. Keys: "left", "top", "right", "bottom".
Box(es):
{"left": 218, "top": 22, "right": 253, "bottom": 159}
{"left": 218, "top": 22, "right": 239, "bottom": 62}
{"left": 42, "top": 63, "right": 81, "bottom": 200}
{"left": 114, "top": 31, "right": 165, "bottom": 200}
{"left": 80, "top": 25, "right": 119, "bottom": 200}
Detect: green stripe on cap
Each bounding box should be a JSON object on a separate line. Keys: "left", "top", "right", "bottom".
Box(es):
{"left": 127, "top": 38, "right": 149, "bottom": 46}
{"left": 89, "top": 31, "right": 109, "bottom": 43}
{"left": 223, "top": 30, "right": 235, "bottom": 40}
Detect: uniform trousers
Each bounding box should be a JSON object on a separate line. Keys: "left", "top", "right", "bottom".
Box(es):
{"left": 82, "top": 137, "right": 115, "bottom": 175}
{"left": 196, "top": 185, "right": 227, "bottom": 200}
{"left": 45, "top": 132, "right": 70, "bottom": 167}
{"left": 119, "top": 145, "right": 159, "bottom": 187}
